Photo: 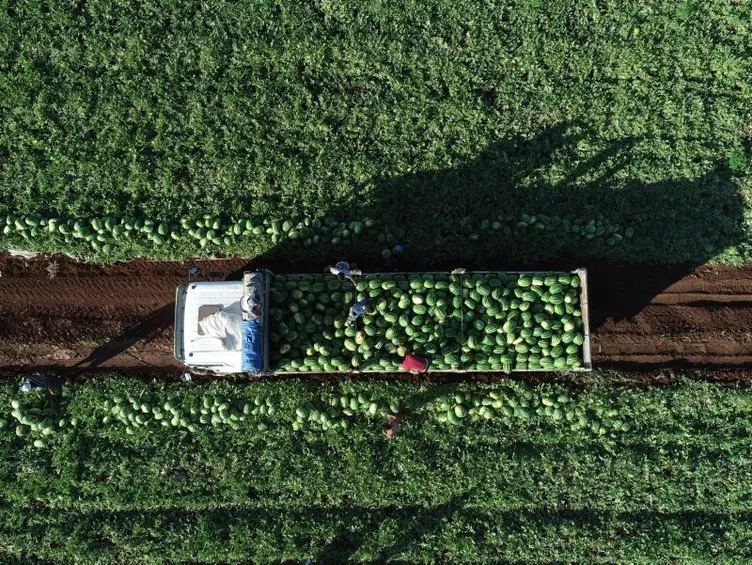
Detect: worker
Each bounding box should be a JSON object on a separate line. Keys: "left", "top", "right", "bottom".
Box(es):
{"left": 400, "top": 351, "right": 429, "bottom": 374}
{"left": 383, "top": 414, "right": 402, "bottom": 440}
{"left": 345, "top": 297, "right": 374, "bottom": 327}
{"left": 383, "top": 244, "right": 404, "bottom": 271}
{"left": 240, "top": 290, "right": 262, "bottom": 319}
{"left": 325, "top": 261, "right": 362, "bottom": 286}
{"left": 20, "top": 375, "right": 59, "bottom": 395}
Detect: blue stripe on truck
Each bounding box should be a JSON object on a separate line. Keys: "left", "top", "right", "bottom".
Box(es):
{"left": 241, "top": 319, "right": 263, "bottom": 372}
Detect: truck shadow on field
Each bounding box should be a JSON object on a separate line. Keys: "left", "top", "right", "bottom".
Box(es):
{"left": 70, "top": 303, "right": 175, "bottom": 373}
{"left": 246, "top": 123, "right": 747, "bottom": 333}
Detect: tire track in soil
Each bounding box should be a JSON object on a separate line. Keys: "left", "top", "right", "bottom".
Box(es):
{"left": 1, "top": 253, "right": 751, "bottom": 380}
{"left": 0, "top": 253, "right": 252, "bottom": 374}
{"left": 590, "top": 264, "right": 752, "bottom": 369}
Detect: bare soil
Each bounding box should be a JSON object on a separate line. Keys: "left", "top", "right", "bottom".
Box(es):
{"left": 0, "top": 253, "right": 254, "bottom": 378}
{"left": 1, "top": 253, "right": 751, "bottom": 383}
{"left": 589, "top": 263, "right": 752, "bottom": 369}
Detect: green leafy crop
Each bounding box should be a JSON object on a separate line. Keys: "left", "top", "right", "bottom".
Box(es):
{"left": 0, "top": 0, "right": 749, "bottom": 264}
{"left": 0, "top": 376, "right": 751, "bottom": 561}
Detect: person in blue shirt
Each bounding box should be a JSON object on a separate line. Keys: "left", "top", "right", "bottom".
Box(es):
{"left": 325, "top": 261, "right": 362, "bottom": 286}
{"left": 383, "top": 244, "right": 403, "bottom": 271}
{"left": 346, "top": 296, "right": 374, "bottom": 327}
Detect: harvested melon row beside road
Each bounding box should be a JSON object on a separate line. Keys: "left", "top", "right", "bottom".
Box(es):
{"left": 0, "top": 213, "right": 379, "bottom": 253}
{"left": 269, "top": 271, "right": 586, "bottom": 373}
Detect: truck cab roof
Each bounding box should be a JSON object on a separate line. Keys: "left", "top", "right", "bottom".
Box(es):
{"left": 174, "top": 280, "right": 244, "bottom": 374}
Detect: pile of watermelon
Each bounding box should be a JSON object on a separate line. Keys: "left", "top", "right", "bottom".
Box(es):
{"left": 269, "top": 271, "right": 586, "bottom": 373}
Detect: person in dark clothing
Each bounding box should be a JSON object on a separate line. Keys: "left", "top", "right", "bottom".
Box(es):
{"left": 383, "top": 244, "right": 404, "bottom": 271}
{"left": 20, "top": 375, "right": 59, "bottom": 394}
{"left": 383, "top": 414, "right": 402, "bottom": 440}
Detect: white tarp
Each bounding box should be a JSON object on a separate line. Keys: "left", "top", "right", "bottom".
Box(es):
{"left": 197, "top": 310, "right": 244, "bottom": 351}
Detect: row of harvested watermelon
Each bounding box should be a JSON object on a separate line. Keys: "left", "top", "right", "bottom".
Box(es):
{"left": 0, "top": 214, "right": 378, "bottom": 253}
{"left": 476, "top": 212, "right": 632, "bottom": 246}
{"left": 1, "top": 210, "right": 630, "bottom": 256}
{"left": 269, "top": 271, "right": 586, "bottom": 372}
{"left": 430, "top": 390, "right": 628, "bottom": 433}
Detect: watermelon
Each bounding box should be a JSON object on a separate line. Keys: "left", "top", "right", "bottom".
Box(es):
{"left": 270, "top": 271, "right": 585, "bottom": 373}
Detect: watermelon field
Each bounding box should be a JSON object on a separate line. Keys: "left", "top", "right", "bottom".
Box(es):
{"left": 0, "top": 0, "right": 750, "bottom": 265}
{"left": 3, "top": 376, "right": 752, "bottom": 562}
{"left": 1, "top": 0, "right": 752, "bottom": 561}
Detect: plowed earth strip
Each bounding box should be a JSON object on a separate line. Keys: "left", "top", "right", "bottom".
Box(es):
{"left": 0, "top": 253, "right": 751, "bottom": 381}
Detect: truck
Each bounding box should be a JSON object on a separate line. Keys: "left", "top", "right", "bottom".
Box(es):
{"left": 174, "top": 268, "right": 592, "bottom": 375}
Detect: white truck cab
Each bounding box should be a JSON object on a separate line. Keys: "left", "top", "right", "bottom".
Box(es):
{"left": 174, "top": 271, "right": 271, "bottom": 374}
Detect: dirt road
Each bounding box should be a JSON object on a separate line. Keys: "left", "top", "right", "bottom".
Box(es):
{"left": 0, "top": 253, "right": 750, "bottom": 379}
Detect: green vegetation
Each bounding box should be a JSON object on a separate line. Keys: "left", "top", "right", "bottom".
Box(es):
{"left": 271, "top": 272, "right": 586, "bottom": 372}
{"left": 2, "top": 1, "right": 752, "bottom": 561}
{"left": 1, "top": 376, "right": 752, "bottom": 562}
{"left": 1, "top": 0, "right": 750, "bottom": 263}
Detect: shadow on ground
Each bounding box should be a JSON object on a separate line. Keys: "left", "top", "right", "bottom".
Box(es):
{"left": 225, "top": 123, "right": 747, "bottom": 329}
{"left": 70, "top": 303, "right": 175, "bottom": 373}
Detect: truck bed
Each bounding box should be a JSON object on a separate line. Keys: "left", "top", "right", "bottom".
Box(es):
{"left": 267, "top": 269, "right": 591, "bottom": 374}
